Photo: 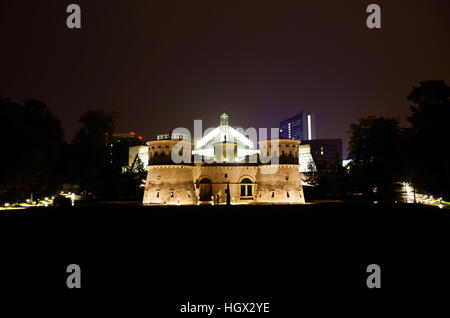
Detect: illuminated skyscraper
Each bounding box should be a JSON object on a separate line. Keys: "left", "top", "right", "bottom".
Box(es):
{"left": 279, "top": 112, "right": 315, "bottom": 141}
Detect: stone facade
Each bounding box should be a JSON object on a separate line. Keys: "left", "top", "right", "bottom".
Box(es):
{"left": 142, "top": 138, "right": 305, "bottom": 205}
{"left": 142, "top": 113, "right": 306, "bottom": 205}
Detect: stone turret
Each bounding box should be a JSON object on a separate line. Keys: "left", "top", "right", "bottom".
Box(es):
{"left": 143, "top": 139, "right": 196, "bottom": 205}
{"left": 258, "top": 139, "right": 300, "bottom": 164}
{"left": 255, "top": 139, "right": 305, "bottom": 204}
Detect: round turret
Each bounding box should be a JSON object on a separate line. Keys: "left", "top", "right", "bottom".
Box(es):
{"left": 143, "top": 139, "right": 196, "bottom": 205}
{"left": 256, "top": 139, "right": 304, "bottom": 204}
{"left": 258, "top": 139, "right": 300, "bottom": 164}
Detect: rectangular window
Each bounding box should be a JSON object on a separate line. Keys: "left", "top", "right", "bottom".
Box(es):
{"left": 247, "top": 185, "right": 252, "bottom": 196}
{"left": 241, "top": 185, "right": 246, "bottom": 196}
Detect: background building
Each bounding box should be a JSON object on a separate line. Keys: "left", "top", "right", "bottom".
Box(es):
{"left": 301, "top": 139, "right": 343, "bottom": 164}
{"left": 111, "top": 132, "right": 145, "bottom": 173}
{"left": 298, "top": 144, "right": 317, "bottom": 173}
{"left": 128, "top": 145, "right": 149, "bottom": 172}
{"left": 279, "top": 113, "right": 342, "bottom": 164}
{"left": 157, "top": 132, "right": 189, "bottom": 140}
{"left": 127, "top": 132, "right": 188, "bottom": 173}
{"left": 279, "top": 112, "right": 316, "bottom": 141}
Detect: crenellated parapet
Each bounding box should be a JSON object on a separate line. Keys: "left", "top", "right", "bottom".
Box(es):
{"left": 258, "top": 139, "right": 300, "bottom": 165}
{"left": 147, "top": 139, "right": 193, "bottom": 165}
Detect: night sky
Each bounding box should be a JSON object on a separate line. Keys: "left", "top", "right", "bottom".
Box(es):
{"left": 1, "top": 0, "right": 449, "bottom": 156}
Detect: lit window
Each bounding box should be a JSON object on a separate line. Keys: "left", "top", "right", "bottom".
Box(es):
{"left": 307, "top": 114, "right": 312, "bottom": 140}
{"left": 170, "top": 192, "right": 174, "bottom": 197}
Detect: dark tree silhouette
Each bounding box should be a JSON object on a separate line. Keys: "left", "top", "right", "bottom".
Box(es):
{"left": 68, "top": 109, "right": 146, "bottom": 200}
{"left": 407, "top": 80, "right": 450, "bottom": 199}
{"left": 119, "top": 157, "right": 147, "bottom": 200}
{"left": 0, "top": 98, "right": 66, "bottom": 202}
{"left": 69, "top": 109, "right": 117, "bottom": 198}
{"left": 305, "top": 154, "right": 348, "bottom": 200}
{"left": 348, "top": 116, "right": 403, "bottom": 202}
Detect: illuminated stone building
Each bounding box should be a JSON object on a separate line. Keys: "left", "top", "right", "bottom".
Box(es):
{"left": 142, "top": 113, "right": 306, "bottom": 205}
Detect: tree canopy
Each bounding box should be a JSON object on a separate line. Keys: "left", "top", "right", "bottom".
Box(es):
{"left": 348, "top": 116, "right": 403, "bottom": 201}
{"left": 0, "top": 98, "right": 66, "bottom": 202}
{"left": 407, "top": 80, "right": 450, "bottom": 198}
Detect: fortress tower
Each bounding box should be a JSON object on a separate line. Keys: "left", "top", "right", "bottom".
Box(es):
{"left": 256, "top": 139, "right": 305, "bottom": 204}
{"left": 143, "top": 139, "right": 196, "bottom": 205}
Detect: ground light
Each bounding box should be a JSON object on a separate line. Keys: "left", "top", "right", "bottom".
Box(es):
{"left": 402, "top": 181, "right": 450, "bottom": 209}
{"left": 1, "top": 191, "right": 80, "bottom": 211}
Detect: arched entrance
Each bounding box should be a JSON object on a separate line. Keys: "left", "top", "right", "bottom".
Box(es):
{"left": 199, "top": 178, "right": 212, "bottom": 201}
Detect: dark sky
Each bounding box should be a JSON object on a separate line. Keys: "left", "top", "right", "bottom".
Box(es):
{"left": 1, "top": 0, "right": 450, "bottom": 156}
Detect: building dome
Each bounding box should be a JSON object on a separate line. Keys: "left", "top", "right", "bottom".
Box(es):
{"left": 193, "top": 113, "right": 257, "bottom": 162}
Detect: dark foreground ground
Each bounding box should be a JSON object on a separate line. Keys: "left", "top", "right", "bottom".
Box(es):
{"left": 1, "top": 203, "right": 449, "bottom": 313}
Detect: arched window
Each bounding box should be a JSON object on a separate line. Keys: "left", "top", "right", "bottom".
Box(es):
{"left": 240, "top": 178, "right": 253, "bottom": 198}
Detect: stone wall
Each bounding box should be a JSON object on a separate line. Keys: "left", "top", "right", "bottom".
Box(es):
{"left": 256, "top": 165, "right": 305, "bottom": 204}
{"left": 192, "top": 165, "right": 258, "bottom": 204}
{"left": 142, "top": 165, "right": 196, "bottom": 205}
{"left": 148, "top": 140, "right": 192, "bottom": 165}
{"left": 142, "top": 138, "right": 306, "bottom": 205}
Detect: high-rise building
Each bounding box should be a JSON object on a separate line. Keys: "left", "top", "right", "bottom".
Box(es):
{"left": 279, "top": 112, "right": 315, "bottom": 141}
